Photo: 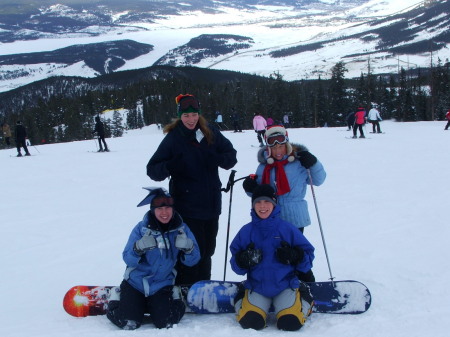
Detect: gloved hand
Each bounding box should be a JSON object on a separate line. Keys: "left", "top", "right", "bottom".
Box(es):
{"left": 276, "top": 241, "right": 304, "bottom": 265}
{"left": 175, "top": 228, "right": 194, "bottom": 254}
{"left": 134, "top": 235, "right": 157, "bottom": 255}
{"left": 297, "top": 151, "right": 317, "bottom": 169}
{"left": 235, "top": 243, "right": 263, "bottom": 269}
{"left": 166, "top": 153, "right": 183, "bottom": 174}
{"left": 243, "top": 174, "right": 258, "bottom": 193}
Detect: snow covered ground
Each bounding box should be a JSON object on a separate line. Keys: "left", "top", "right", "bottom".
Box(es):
{"left": 1, "top": 119, "right": 449, "bottom": 336}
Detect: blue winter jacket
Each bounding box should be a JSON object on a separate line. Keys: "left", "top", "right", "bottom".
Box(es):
{"left": 254, "top": 144, "right": 326, "bottom": 228}
{"left": 122, "top": 211, "right": 200, "bottom": 297}
{"left": 230, "top": 206, "right": 315, "bottom": 298}
{"left": 147, "top": 121, "right": 237, "bottom": 220}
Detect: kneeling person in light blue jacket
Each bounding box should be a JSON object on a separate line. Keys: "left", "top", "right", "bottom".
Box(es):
{"left": 107, "top": 187, "right": 200, "bottom": 330}
{"left": 230, "top": 184, "right": 315, "bottom": 331}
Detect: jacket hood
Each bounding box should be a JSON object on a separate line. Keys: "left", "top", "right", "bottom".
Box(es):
{"left": 144, "top": 210, "right": 183, "bottom": 233}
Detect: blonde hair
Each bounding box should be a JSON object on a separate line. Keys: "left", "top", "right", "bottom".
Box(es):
{"left": 163, "top": 115, "right": 214, "bottom": 144}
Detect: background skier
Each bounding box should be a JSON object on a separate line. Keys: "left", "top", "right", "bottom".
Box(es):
{"left": 92, "top": 116, "right": 109, "bottom": 152}
{"left": 14, "top": 121, "right": 30, "bottom": 156}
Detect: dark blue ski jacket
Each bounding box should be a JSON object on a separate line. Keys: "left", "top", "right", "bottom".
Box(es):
{"left": 146, "top": 122, "right": 237, "bottom": 220}
{"left": 230, "top": 206, "right": 315, "bottom": 298}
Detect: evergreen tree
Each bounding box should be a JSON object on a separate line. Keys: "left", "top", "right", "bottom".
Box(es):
{"left": 127, "top": 109, "right": 138, "bottom": 129}
{"left": 111, "top": 110, "right": 124, "bottom": 137}
{"left": 329, "top": 61, "right": 349, "bottom": 126}
{"left": 397, "top": 68, "right": 416, "bottom": 121}
{"left": 431, "top": 58, "right": 450, "bottom": 120}
{"left": 386, "top": 75, "right": 398, "bottom": 120}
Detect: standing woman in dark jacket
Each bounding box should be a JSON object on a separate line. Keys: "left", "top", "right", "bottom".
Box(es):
{"left": 146, "top": 94, "right": 238, "bottom": 284}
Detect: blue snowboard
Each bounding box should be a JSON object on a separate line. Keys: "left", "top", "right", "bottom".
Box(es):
{"left": 187, "top": 280, "right": 371, "bottom": 314}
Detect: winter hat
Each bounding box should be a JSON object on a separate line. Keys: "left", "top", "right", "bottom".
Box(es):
{"left": 252, "top": 184, "right": 277, "bottom": 208}
{"left": 137, "top": 187, "right": 174, "bottom": 210}
{"left": 264, "top": 124, "right": 294, "bottom": 164}
{"left": 176, "top": 94, "right": 202, "bottom": 117}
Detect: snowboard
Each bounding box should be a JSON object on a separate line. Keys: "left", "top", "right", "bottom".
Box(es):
{"left": 63, "top": 285, "right": 114, "bottom": 317}
{"left": 187, "top": 280, "right": 371, "bottom": 315}
{"left": 62, "top": 285, "right": 191, "bottom": 317}
{"left": 63, "top": 280, "right": 371, "bottom": 317}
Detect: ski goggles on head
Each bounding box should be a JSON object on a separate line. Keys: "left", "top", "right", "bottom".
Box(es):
{"left": 266, "top": 134, "right": 288, "bottom": 147}
{"left": 151, "top": 196, "right": 174, "bottom": 208}
{"left": 178, "top": 96, "right": 201, "bottom": 113}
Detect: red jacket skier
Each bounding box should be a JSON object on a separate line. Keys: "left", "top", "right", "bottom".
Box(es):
{"left": 352, "top": 107, "right": 366, "bottom": 138}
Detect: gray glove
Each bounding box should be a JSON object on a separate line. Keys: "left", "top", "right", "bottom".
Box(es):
{"left": 134, "top": 235, "right": 157, "bottom": 255}
{"left": 175, "top": 228, "right": 194, "bottom": 254}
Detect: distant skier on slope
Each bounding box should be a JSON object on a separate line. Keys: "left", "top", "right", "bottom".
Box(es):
{"left": 92, "top": 116, "right": 109, "bottom": 152}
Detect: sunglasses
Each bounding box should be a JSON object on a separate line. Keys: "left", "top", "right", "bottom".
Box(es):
{"left": 267, "top": 134, "right": 287, "bottom": 147}
{"left": 151, "top": 196, "right": 174, "bottom": 208}
{"left": 178, "top": 96, "right": 201, "bottom": 113}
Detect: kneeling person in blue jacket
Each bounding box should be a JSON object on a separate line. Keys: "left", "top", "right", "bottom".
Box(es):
{"left": 107, "top": 187, "right": 200, "bottom": 330}
{"left": 230, "top": 184, "right": 315, "bottom": 331}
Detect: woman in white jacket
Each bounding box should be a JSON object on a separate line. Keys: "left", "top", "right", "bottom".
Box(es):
{"left": 367, "top": 106, "right": 382, "bottom": 133}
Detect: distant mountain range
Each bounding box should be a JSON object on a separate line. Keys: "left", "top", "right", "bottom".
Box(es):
{"left": 0, "top": 0, "right": 448, "bottom": 92}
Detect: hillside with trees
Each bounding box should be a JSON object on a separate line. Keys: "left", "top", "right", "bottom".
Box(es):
{"left": 0, "top": 60, "right": 449, "bottom": 147}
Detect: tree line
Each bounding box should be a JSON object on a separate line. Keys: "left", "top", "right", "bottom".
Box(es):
{"left": 0, "top": 60, "right": 448, "bottom": 147}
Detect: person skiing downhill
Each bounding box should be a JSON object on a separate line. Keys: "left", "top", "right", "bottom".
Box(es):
{"left": 352, "top": 107, "right": 366, "bottom": 138}
{"left": 367, "top": 105, "right": 382, "bottom": 133}
{"left": 92, "top": 116, "right": 109, "bottom": 152}
{"left": 14, "top": 121, "right": 30, "bottom": 156}
{"left": 252, "top": 113, "right": 267, "bottom": 147}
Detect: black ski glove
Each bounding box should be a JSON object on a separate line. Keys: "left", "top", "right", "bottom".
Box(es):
{"left": 235, "top": 243, "right": 263, "bottom": 269}
{"left": 297, "top": 151, "right": 317, "bottom": 169}
{"left": 243, "top": 174, "right": 258, "bottom": 193}
{"left": 276, "top": 241, "right": 304, "bottom": 265}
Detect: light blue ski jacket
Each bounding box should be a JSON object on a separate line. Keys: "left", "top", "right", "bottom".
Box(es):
{"left": 254, "top": 144, "right": 326, "bottom": 228}
{"left": 122, "top": 211, "right": 200, "bottom": 296}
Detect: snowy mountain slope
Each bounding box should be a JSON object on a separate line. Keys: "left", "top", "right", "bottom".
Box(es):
{"left": 0, "top": 40, "right": 153, "bottom": 75}
{"left": 1, "top": 120, "right": 449, "bottom": 337}
{"left": 0, "top": 0, "right": 447, "bottom": 92}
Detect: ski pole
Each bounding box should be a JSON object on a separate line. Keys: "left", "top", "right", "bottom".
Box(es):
{"left": 221, "top": 172, "right": 251, "bottom": 281}
{"left": 307, "top": 169, "right": 335, "bottom": 285}
{"left": 222, "top": 169, "right": 236, "bottom": 281}
{"left": 32, "top": 144, "right": 40, "bottom": 153}
{"left": 93, "top": 136, "right": 98, "bottom": 151}
{"left": 221, "top": 172, "right": 247, "bottom": 193}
